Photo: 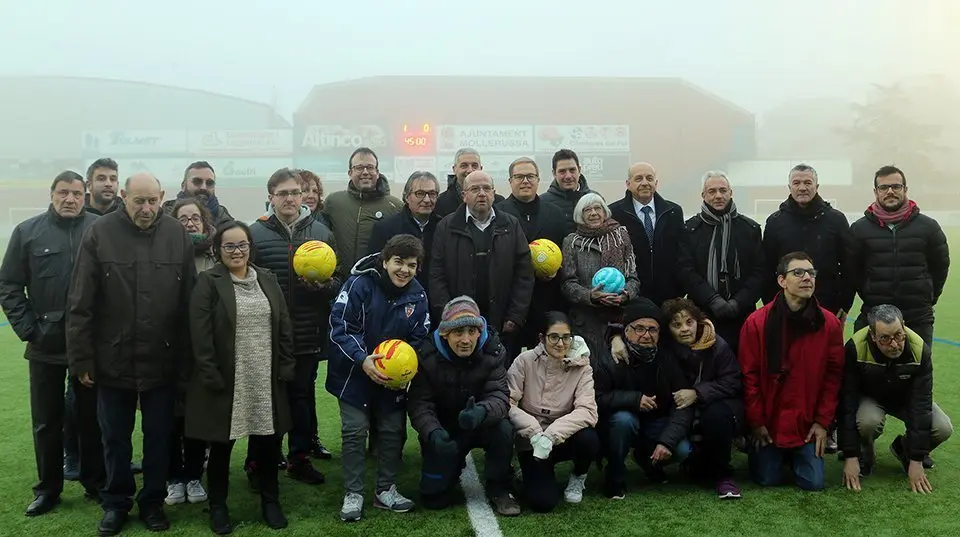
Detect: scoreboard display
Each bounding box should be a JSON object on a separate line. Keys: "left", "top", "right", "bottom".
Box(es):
{"left": 397, "top": 123, "right": 434, "bottom": 155}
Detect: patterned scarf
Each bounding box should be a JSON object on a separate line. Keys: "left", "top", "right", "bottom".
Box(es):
{"left": 572, "top": 218, "right": 629, "bottom": 272}
{"left": 698, "top": 201, "right": 741, "bottom": 297}
{"left": 868, "top": 199, "right": 917, "bottom": 227}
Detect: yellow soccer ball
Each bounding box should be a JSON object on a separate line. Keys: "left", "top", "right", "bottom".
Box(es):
{"left": 529, "top": 238, "right": 562, "bottom": 279}
{"left": 373, "top": 339, "right": 419, "bottom": 390}
{"left": 293, "top": 240, "right": 337, "bottom": 282}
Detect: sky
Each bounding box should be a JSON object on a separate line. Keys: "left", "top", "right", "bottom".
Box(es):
{"left": 1, "top": 0, "right": 956, "bottom": 119}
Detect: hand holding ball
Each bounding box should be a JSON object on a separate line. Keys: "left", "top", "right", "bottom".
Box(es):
{"left": 293, "top": 240, "right": 337, "bottom": 282}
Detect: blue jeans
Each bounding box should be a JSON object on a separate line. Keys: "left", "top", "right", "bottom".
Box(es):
{"left": 605, "top": 410, "right": 692, "bottom": 487}
{"left": 748, "top": 442, "right": 824, "bottom": 490}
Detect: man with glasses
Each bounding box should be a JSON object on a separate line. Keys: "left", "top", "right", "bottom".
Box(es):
{"left": 367, "top": 171, "right": 443, "bottom": 289}
{"left": 1, "top": 171, "right": 103, "bottom": 516}
{"left": 434, "top": 148, "right": 505, "bottom": 219}
{"left": 738, "top": 251, "right": 845, "bottom": 491}
{"left": 322, "top": 147, "right": 403, "bottom": 271}
{"left": 839, "top": 304, "right": 952, "bottom": 494}
{"left": 249, "top": 168, "right": 341, "bottom": 487}
{"left": 497, "top": 157, "right": 568, "bottom": 348}
{"left": 430, "top": 170, "right": 535, "bottom": 362}
{"left": 848, "top": 165, "right": 949, "bottom": 351}
{"left": 162, "top": 161, "right": 234, "bottom": 228}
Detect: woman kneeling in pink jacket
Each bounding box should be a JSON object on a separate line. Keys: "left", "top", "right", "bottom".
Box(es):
{"left": 507, "top": 311, "right": 600, "bottom": 512}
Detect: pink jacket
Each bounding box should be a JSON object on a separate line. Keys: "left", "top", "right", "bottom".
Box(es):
{"left": 507, "top": 336, "right": 598, "bottom": 450}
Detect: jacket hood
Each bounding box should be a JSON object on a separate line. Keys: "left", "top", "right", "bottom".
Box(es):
{"left": 348, "top": 174, "right": 392, "bottom": 201}
{"left": 446, "top": 173, "right": 459, "bottom": 188}
{"left": 546, "top": 175, "right": 590, "bottom": 198}
{"left": 432, "top": 320, "right": 499, "bottom": 362}
{"left": 259, "top": 205, "right": 313, "bottom": 229}
{"left": 351, "top": 252, "right": 381, "bottom": 276}
{"left": 532, "top": 335, "right": 590, "bottom": 368}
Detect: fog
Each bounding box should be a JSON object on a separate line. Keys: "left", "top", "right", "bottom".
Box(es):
{"left": 0, "top": 0, "right": 958, "bottom": 224}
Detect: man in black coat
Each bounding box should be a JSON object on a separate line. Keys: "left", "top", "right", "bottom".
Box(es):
{"left": 540, "top": 149, "right": 592, "bottom": 235}
{"left": 430, "top": 171, "right": 535, "bottom": 361}
{"left": 677, "top": 171, "right": 764, "bottom": 352}
{"left": 66, "top": 172, "right": 196, "bottom": 534}
{"left": 496, "top": 157, "right": 569, "bottom": 349}
{"left": 161, "top": 161, "right": 234, "bottom": 229}
{"left": 609, "top": 162, "right": 685, "bottom": 307}
{"left": 249, "top": 168, "right": 342, "bottom": 484}
{"left": 0, "top": 171, "right": 103, "bottom": 516}
{"left": 762, "top": 163, "right": 854, "bottom": 321}
{"left": 367, "top": 171, "right": 443, "bottom": 289}
{"left": 433, "top": 148, "right": 505, "bottom": 219}
{"left": 848, "top": 166, "right": 950, "bottom": 349}
{"left": 84, "top": 158, "right": 124, "bottom": 216}
{"left": 594, "top": 298, "right": 694, "bottom": 499}
{"left": 839, "top": 305, "right": 951, "bottom": 492}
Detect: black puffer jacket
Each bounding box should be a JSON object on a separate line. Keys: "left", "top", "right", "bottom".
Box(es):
{"left": 848, "top": 205, "right": 949, "bottom": 325}
{"left": 407, "top": 327, "right": 509, "bottom": 438}
{"left": 609, "top": 191, "right": 685, "bottom": 306}
{"left": 762, "top": 195, "right": 854, "bottom": 314}
{"left": 249, "top": 206, "right": 342, "bottom": 358}
{"left": 540, "top": 176, "right": 591, "bottom": 235}
{"left": 434, "top": 174, "right": 505, "bottom": 220}
{"left": 0, "top": 207, "right": 98, "bottom": 364}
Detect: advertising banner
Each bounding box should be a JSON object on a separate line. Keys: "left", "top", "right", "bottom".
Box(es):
{"left": 187, "top": 130, "right": 292, "bottom": 156}
{"left": 533, "top": 125, "right": 630, "bottom": 154}
{"left": 82, "top": 130, "right": 188, "bottom": 157}
{"left": 436, "top": 125, "right": 534, "bottom": 154}
{"left": 299, "top": 125, "right": 389, "bottom": 153}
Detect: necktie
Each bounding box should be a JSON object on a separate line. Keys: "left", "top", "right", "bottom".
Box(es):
{"left": 641, "top": 205, "right": 655, "bottom": 242}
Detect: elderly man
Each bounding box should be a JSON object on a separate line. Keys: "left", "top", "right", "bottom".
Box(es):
{"left": 848, "top": 165, "right": 950, "bottom": 350}
{"left": 430, "top": 170, "right": 534, "bottom": 362}
{"left": 738, "top": 252, "right": 845, "bottom": 491}
{"left": 322, "top": 147, "right": 403, "bottom": 271}
{"left": 840, "top": 304, "right": 952, "bottom": 493}
{"left": 540, "top": 149, "right": 592, "bottom": 234}
{"left": 67, "top": 172, "right": 195, "bottom": 534}
{"left": 677, "top": 171, "right": 764, "bottom": 352}
{"left": 161, "top": 161, "right": 234, "bottom": 228}
{"left": 434, "top": 148, "right": 505, "bottom": 219}
{"left": 367, "top": 171, "right": 443, "bottom": 289}
{"left": 0, "top": 171, "right": 103, "bottom": 516}
{"left": 609, "top": 162, "right": 685, "bottom": 306}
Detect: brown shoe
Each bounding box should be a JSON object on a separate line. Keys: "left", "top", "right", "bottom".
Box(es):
{"left": 490, "top": 493, "right": 520, "bottom": 516}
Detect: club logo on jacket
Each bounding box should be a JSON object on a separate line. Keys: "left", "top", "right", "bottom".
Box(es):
{"left": 336, "top": 291, "right": 348, "bottom": 304}
{"left": 405, "top": 303, "right": 416, "bottom": 318}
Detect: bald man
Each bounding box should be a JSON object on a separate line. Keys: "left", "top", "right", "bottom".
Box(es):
{"left": 609, "top": 162, "right": 685, "bottom": 306}
{"left": 67, "top": 172, "right": 196, "bottom": 534}
{"left": 430, "top": 170, "right": 535, "bottom": 362}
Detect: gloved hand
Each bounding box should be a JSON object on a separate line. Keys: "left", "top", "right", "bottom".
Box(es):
{"left": 458, "top": 396, "right": 487, "bottom": 431}
{"left": 531, "top": 432, "right": 554, "bottom": 460}
{"left": 709, "top": 296, "right": 737, "bottom": 319}
{"left": 429, "top": 429, "right": 459, "bottom": 457}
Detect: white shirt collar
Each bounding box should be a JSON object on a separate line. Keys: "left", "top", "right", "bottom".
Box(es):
{"left": 466, "top": 206, "right": 496, "bottom": 231}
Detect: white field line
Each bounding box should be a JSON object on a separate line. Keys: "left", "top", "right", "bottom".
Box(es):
{"left": 460, "top": 453, "right": 505, "bottom": 537}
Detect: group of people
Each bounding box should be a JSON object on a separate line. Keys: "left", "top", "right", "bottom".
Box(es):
{"left": 0, "top": 146, "right": 951, "bottom": 536}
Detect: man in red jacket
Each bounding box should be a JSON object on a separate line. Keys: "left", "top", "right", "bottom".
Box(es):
{"left": 738, "top": 251, "right": 844, "bottom": 490}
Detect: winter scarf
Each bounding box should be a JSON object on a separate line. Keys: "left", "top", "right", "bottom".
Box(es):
{"left": 177, "top": 189, "right": 221, "bottom": 216}
{"left": 691, "top": 319, "right": 717, "bottom": 351}
{"left": 572, "top": 218, "right": 629, "bottom": 272}
{"left": 698, "top": 201, "right": 741, "bottom": 295}
{"left": 867, "top": 199, "right": 918, "bottom": 227}
{"left": 764, "top": 293, "right": 825, "bottom": 375}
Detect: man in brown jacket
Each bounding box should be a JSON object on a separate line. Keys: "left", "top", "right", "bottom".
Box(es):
{"left": 429, "top": 171, "right": 535, "bottom": 362}
{"left": 67, "top": 172, "right": 196, "bottom": 536}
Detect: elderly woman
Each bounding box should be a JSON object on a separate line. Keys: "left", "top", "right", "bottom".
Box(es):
{"left": 660, "top": 297, "right": 744, "bottom": 500}
{"left": 171, "top": 197, "right": 217, "bottom": 273}
{"left": 558, "top": 192, "right": 640, "bottom": 360}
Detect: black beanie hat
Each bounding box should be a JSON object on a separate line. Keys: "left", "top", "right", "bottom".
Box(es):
{"left": 622, "top": 297, "right": 662, "bottom": 327}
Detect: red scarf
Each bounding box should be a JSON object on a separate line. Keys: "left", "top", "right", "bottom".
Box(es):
{"left": 868, "top": 199, "right": 917, "bottom": 227}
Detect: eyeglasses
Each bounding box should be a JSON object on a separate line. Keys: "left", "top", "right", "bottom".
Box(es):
{"left": 177, "top": 215, "right": 203, "bottom": 225}
{"left": 221, "top": 242, "right": 250, "bottom": 253}
{"left": 466, "top": 185, "right": 494, "bottom": 194}
{"left": 783, "top": 268, "right": 818, "bottom": 278}
{"left": 876, "top": 184, "right": 905, "bottom": 192}
{"left": 510, "top": 174, "right": 538, "bottom": 183}
{"left": 545, "top": 333, "right": 573, "bottom": 345}
{"left": 351, "top": 164, "right": 377, "bottom": 173}
{"left": 625, "top": 324, "right": 659, "bottom": 336}
{"left": 876, "top": 332, "right": 907, "bottom": 345}
{"left": 272, "top": 189, "right": 302, "bottom": 198}
{"left": 411, "top": 190, "right": 439, "bottom": 200}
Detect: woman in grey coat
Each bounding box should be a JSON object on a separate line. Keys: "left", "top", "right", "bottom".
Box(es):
{"left": 558, "top": 193, "right": 641, "bottom": 361}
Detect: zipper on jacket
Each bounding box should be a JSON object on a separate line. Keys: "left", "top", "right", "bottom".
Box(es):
{"left": 892, "top": 226, "right": 899, "bottom": 291}
{"left": 354, "top": 204, "right": 363, "bottom": 264}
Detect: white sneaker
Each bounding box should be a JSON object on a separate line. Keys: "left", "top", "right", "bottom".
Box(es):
{"left": 374, "top": 484, "right": 415, "bottom": 513}
{"left": 165, "top": 482, "right": 186, "bottom": 505}
{"left": 186, "top": 479, "right": 208, "bottom": 503}
{"left": 564, "top": 474, "right": 587, "bottom": 503}
{"left": 340, "top": 492, "right": 363, "bottom": 522}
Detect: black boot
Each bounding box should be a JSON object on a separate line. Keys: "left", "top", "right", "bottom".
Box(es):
{"left": 209, "top": 504, "right": 233, "bottom": 535}
{"left": 261, "top": 501, "right": 287, "bottom": 530}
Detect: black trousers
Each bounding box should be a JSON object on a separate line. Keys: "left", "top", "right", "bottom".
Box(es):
{"left": 98, "top": 385, "right": 174, "bottom": 513}
{"left": 209, "top": 435, "right": 281, "bottom": 507}
{"left": 519, "top": 428, "right": 600, "bottom": 513}
{"left": 694, "top": 401, "right": 740, "bottom": 480}
{"left": 419, "top": 419, "right": 515, "bottom": 510}
{"left": 29, "top": 362, "right": 105, "bottom": 497}
{"left": 168, "top": 416, "right": 207, "bottom": 483}
{"left": 63, "top": 379, "right": 79, "bottom": 461}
